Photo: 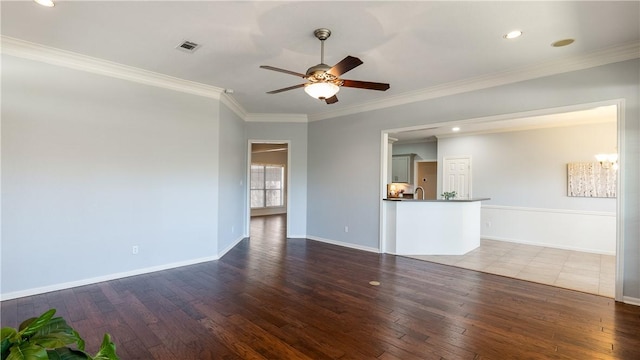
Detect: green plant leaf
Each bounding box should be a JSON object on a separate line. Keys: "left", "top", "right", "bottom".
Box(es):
{"left": 47, "top": 347, "right": 91, "bottom": 360}
{"left": 1, "top": 341, "right": 10, "bottom": 360}
{"left": 4, "top": 310, "right": 118, "bottom": 360}
{"left": 1, "top": 328, "right": 18, "bottom": 342}
{"left": 91, "top": 334, "right": 119, "bottom": 360}
{"left": 2, "top": 334, "right": 15, "bottom": 360}
{"left": 30, "top": 317, "right": 83, "bottom": 349}
{"left": 18, "top": 309, "right": 56, "bottom": 338}
{"left": 30, "top": 333, "right": 80, "bottom": 350}
{"left": 6, "top": 343, "right": 47, "bottom": 360}
{"left": 16, "top": 319, "right": 34, "bottom": 334}
{"left": 1, "top": 328, "right": 18, "bottom": 360}
{"left": 71, "top": 330, "right": 84, "bottom": 352}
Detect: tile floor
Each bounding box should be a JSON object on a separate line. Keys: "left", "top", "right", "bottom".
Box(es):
{"left": 406, "top": 239, "right": 616, "bottom": 297}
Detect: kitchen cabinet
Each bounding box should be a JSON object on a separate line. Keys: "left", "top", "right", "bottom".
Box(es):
{"left": 392, "top": 154, "right": 415, "bottom": 183}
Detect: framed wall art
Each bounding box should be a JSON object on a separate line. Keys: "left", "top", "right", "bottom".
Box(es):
{"left": 567, "top": 162, "right": 616, "bottom": 198}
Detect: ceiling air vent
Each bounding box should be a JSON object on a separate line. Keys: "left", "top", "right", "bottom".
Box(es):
{"left": 176, "top": 40, "right": 201, "bottom": 53}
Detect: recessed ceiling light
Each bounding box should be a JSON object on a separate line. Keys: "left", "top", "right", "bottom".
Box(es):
{"left": 504, "top": 30, "right": 523, "bottom": 40}
{"left": 34, "top": 0, "right": 55, "bottom": 7}
{"left": 551, "top": 38, "right": 575, "bottom": 47}
{"left": 452, "top": 127, "right": 461, "bottom": 132}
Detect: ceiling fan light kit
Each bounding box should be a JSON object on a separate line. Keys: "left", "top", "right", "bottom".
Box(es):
{"left": 260, "top": 28, "right": 390, "bottom": 104}
{"left": 34, "top": 0, "right": 55, "bottom": 7}
{"left": 305, "top": 82, "right": 340, "bottom": 99}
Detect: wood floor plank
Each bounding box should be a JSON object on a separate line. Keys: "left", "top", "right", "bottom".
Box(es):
{"left": 2, "top": 214, "right": 640, "bottom": 359}
{"left": 147, "top": 343, "right": 178, "bottom": 360}
{"left": 198, "top": 317, "right": 269, "bottom": 360}
{"left": 116, "top": 338, "right": 156, "bottom": 359}
{"left": 0, "top": 299, "right": 18, "bottom": 326}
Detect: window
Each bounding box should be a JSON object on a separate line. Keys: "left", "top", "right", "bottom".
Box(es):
{"left": 251, "top": 164, "right": 284, "bottom": 208}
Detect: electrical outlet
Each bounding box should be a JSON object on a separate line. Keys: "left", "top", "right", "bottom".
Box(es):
{"left": 485, "top": 222, "right": 491, "bottom": 228}
{"left": 344, "top": 226, "right": 349, "bottom": 233}
{"left": 231, "top": 225, "right": 235, "bottom": 233}
{"left": 132, "top": 245, "right": 139, "bottom": 255}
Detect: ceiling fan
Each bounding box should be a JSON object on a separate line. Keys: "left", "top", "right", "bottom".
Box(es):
{"left": 260, "top": 28, "right": 390, "bottom": 104}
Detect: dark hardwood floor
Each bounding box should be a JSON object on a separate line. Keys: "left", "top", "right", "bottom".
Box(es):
{"left": 2, "top": 214, "right": 640, "bottom": 359}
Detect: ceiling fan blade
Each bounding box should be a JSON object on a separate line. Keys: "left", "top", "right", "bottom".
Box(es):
{"left": 324, "top": 95, "right": 339, "bottom": 104}
{"left": 327, "top": 56, "right": 363, "bottom": 77}
{"left": 341, "top": 79, "right": 390, "bottom": 91}
{"left": 266, "top": 84, "right": 306, "bottom": 94}
{"left": 260, "top": 65, "right": 307, "bottom": 78}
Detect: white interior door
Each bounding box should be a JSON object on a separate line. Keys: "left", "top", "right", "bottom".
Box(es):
{"left": 443, "top": 156, "right": 471, "bottom": 199}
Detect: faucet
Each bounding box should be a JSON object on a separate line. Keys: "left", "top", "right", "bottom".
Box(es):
{"left": 415, "top": 186, "right": 425, "bottom": 200}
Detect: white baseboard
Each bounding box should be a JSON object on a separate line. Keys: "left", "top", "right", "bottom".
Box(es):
{"left": 286, "top": 234, "right": 307, "bottom": 239}
{"left": 482, "top": 236, "right": 616, "bottom": 256}
{"left": 622, "top": 296, "right": 640, "bottom": 306}
{"left": 306, "top": 235, "right": 380, "bottom": 253}
{"left": 0, "top": 256, "right": 218, "bottom": 301}
{"left": 218, "top": 235, "right": 247, "bottom": 258}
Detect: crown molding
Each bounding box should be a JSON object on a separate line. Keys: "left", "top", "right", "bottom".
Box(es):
{"left": 220, "top": 93, "right": 247, "bottom": 120}
{"left": 245, "top": 113, "right": 308, "bottom": 123}
{"left": 307, "top": 41, "right": 640, "bottom": 122}
{"left": 1, "top": 36, "right": 224, "bottom": 100}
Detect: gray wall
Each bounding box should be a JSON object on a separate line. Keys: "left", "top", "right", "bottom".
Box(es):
{"left": 307, "top": 115, "right": 382, "bottom": 249}
{"left": 218, "top": 103, "right": 247, "bottom": 253}
{"left": 306, "top": 59, "right": 639, "bottom": 298}
{"left": 245, "top": 122, "right": 308, "bottom": 237}
{"left": 438, "top": 121, "right": 617, "bottom": 211}
{"left": 1, "top": 55, "right": 222, "bottom": 295}
{"left": 2, "top": 53, "right": 639, "bottom": 301}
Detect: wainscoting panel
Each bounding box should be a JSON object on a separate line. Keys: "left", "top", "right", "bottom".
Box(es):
{"left": 481, "top": 205, "right": 616, "bottom": 255}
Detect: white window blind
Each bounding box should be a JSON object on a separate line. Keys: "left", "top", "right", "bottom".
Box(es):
{"left": 251, "top": 164, "right": 284, "bottom": 208}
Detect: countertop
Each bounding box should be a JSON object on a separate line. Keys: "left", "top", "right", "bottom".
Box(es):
{"left": 383, "top": 198, "right": 490, "bottom": 202}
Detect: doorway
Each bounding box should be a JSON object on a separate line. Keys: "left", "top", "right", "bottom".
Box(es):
{"left": 247, "top": 141, "right": 290, "bottom": 238}
{"left": 380, "top": 100, "right": 623, "bottom": 301}
{"left": 415, "top": 161, "right": 437, "bottom": 199}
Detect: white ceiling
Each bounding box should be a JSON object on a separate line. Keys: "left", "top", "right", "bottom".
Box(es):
{"left": 2, "top": 1, "right": 639, "bottom": 117}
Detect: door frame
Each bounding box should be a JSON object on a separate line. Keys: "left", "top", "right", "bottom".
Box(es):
{"left": 379, "top": 99, "right": 625, "bottom": 302}
{"left": 246, "top": 139, "right": 291, "bottom": 238}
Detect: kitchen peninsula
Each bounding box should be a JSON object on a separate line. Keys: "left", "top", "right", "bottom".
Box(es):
{"left": 383, "top": 198, "right": 489, "bottom": 255}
